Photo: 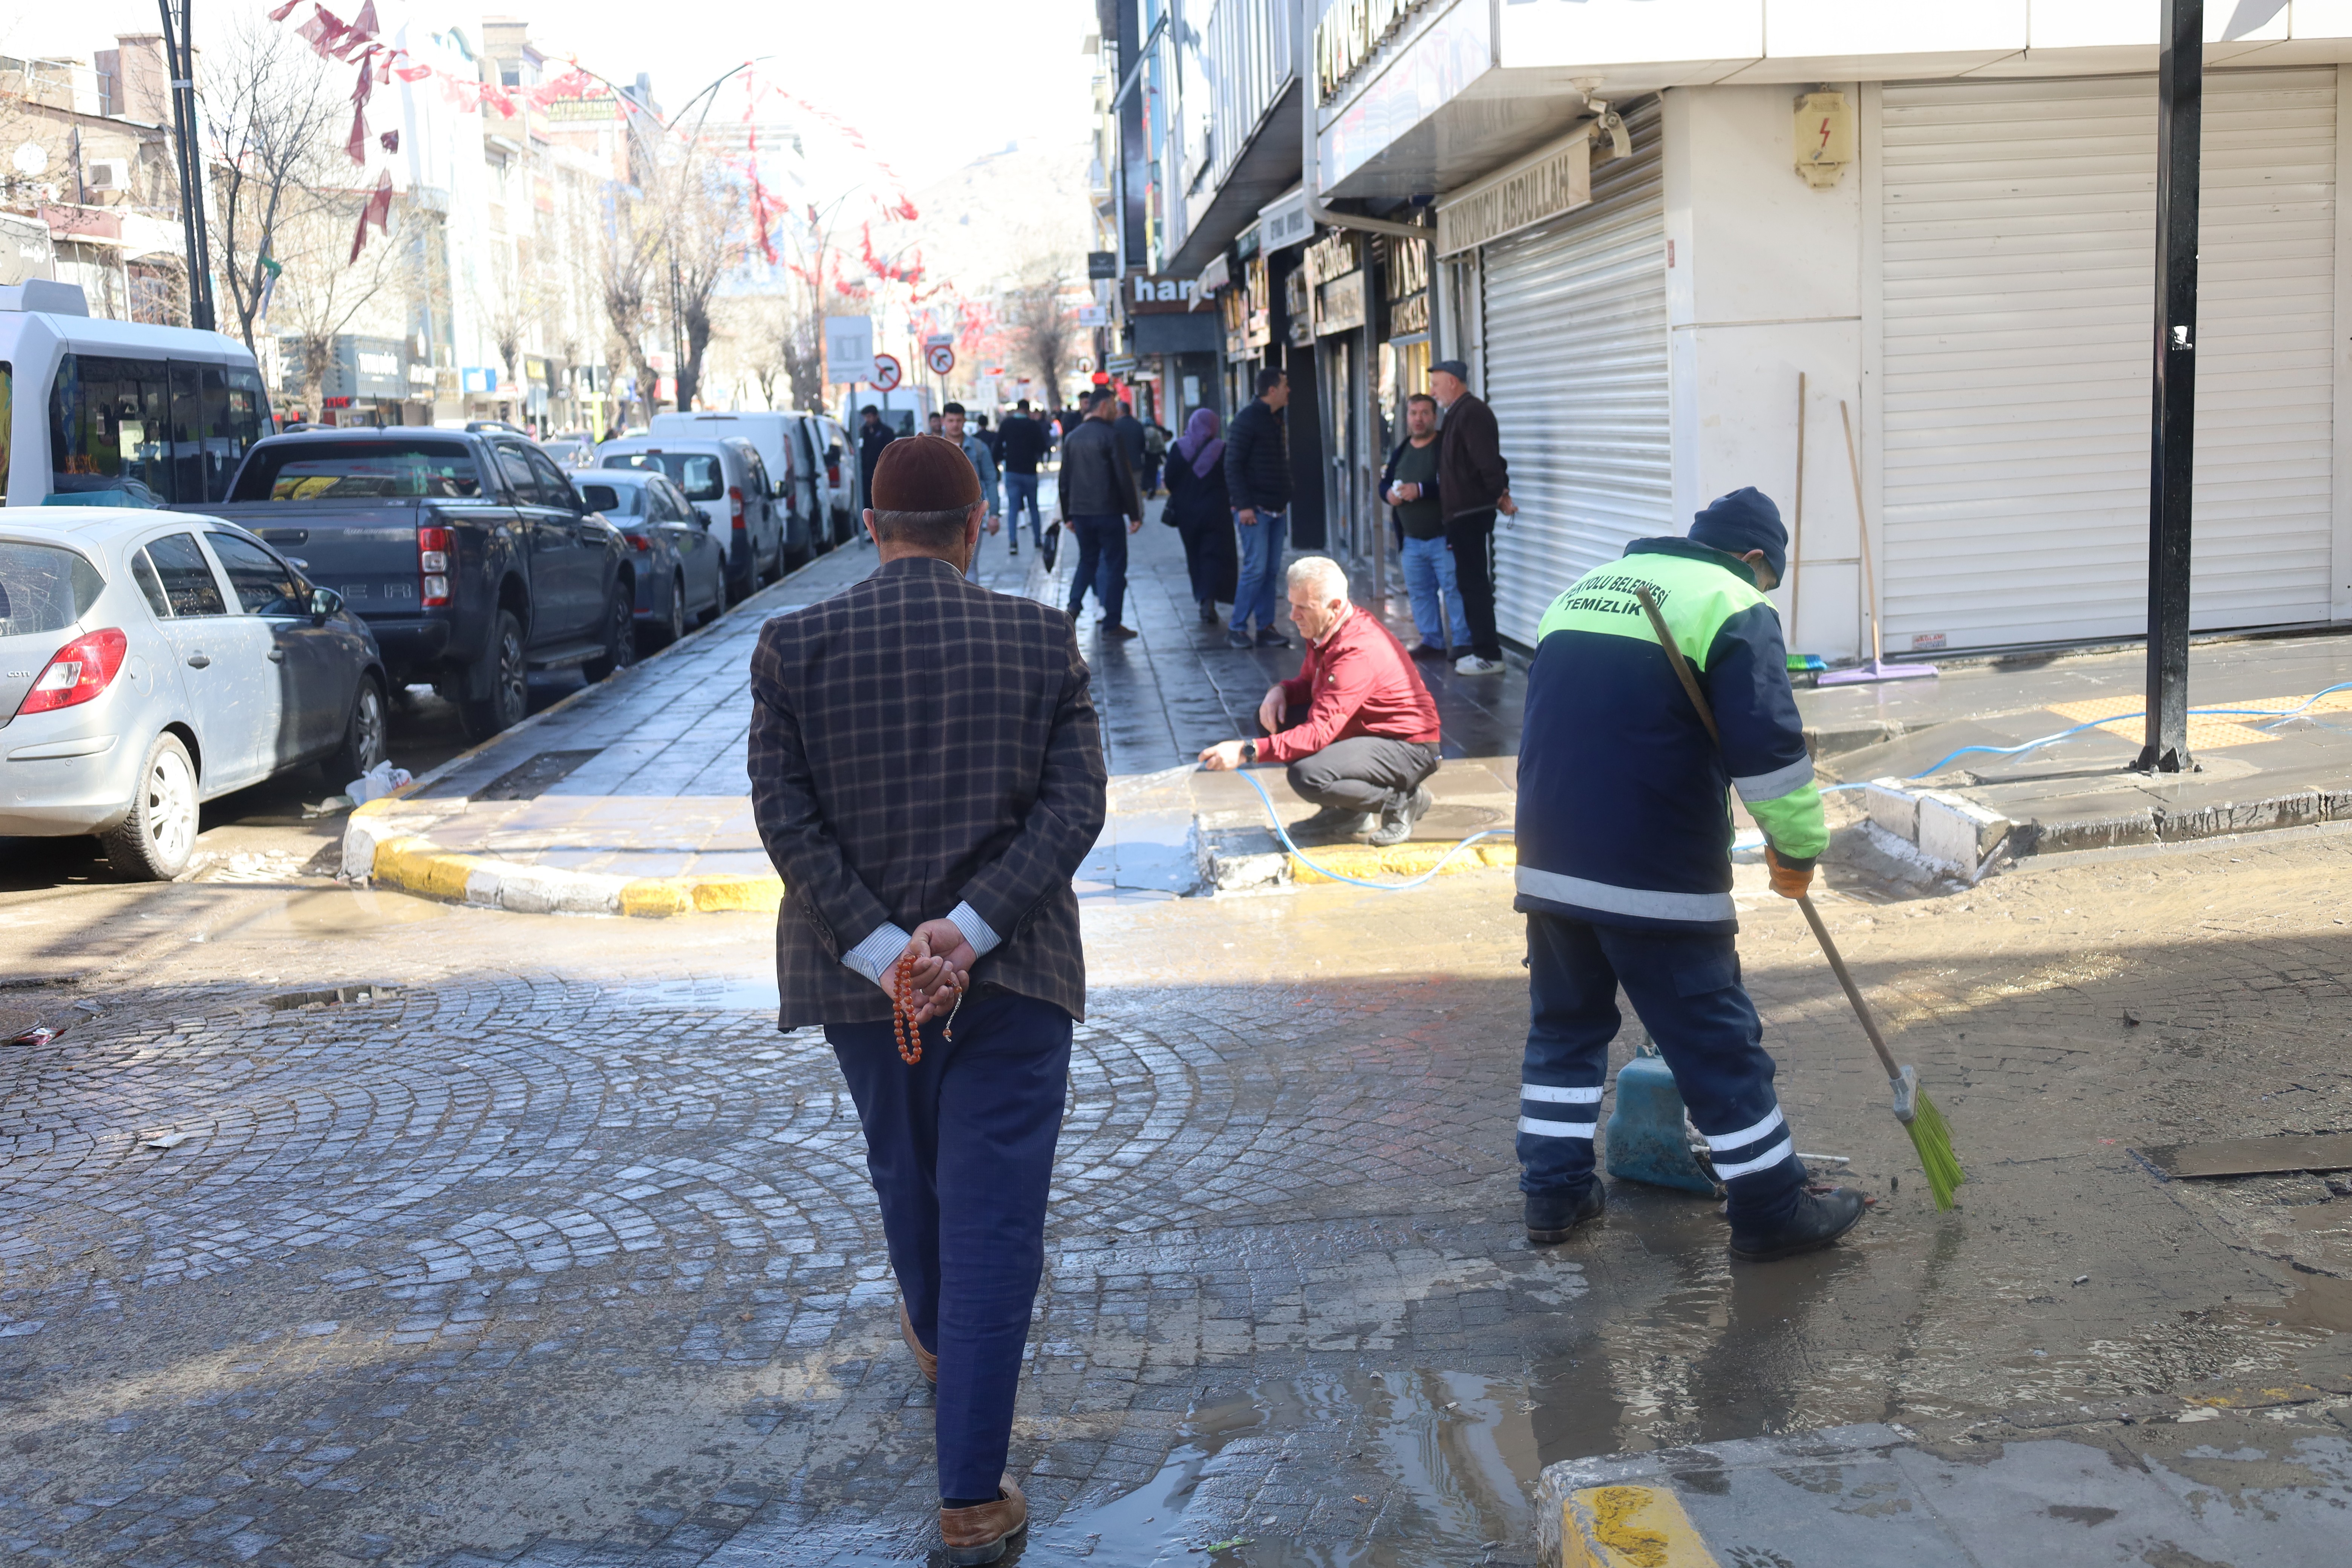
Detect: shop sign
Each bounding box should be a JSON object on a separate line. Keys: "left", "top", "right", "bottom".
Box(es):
{"left": 1436, "top": 125, "right": 1592, "bottom": 257}
{"left": 544, "top": 94, "right": 619, "bottom": 122}
{"left": 1388, "top": 291, "right": 1429, "bottom": 336}
{"left": 1305, "top": 229, "right": 1359, "bottom": 288}
{"left": 1316, "top": 271, "right": 1366, "bottom": 336}
{"left": 1124, "top": 272, "right": 1203, "bottom": 314}
{"left": 407, "top": 361, "right": 438, "bottom": 391}
{"left": 462, "top": 366, "right": 498, "bottom": 394}
{"left": 525, "top": 356, "right": 550, "bottom": 384}
{"left": 1316, "top": 0, "right": 1431, "bottom": 104}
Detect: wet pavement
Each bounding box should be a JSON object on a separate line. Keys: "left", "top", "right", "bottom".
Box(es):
{"left": 1, "top": 815, "right": 2350, "bottom": 1563}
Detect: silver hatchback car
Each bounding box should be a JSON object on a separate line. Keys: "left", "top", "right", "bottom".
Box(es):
{"left": 1, "top": 507, "right": 389, "bottom": 879}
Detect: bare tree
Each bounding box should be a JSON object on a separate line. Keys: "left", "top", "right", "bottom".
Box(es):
{"left": 1008, "top": 270, "right": 1074, "bottom": 412}
{"left": 273, "top": 191, "right": 420, "bottom": 413}
{"left": 668, "top": 153, "right": 744, "bottom": 411}
{"left": 600, "top": 196, "right": 664, "bottom": 427}
{"left": 201, "top": 14, "right": 345, "bottom": 358}
{"left": 476, "top": 239, "right": 537, "bottom": 398}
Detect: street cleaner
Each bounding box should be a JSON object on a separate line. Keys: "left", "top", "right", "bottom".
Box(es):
{"left": 1511, "top": 487, "right": 1866, "bottom": 1262}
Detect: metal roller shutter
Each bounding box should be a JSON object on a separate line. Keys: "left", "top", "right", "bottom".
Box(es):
{"left": 1879, "top": 69, "right": 2337, "bottom": 652}
{"left": 1480, "top": 99, "right": 1670, "bottom": 648}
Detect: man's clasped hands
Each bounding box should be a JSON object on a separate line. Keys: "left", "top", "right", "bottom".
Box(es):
{"left": 888, "top": 917, "right": 979, "bottom": 1021}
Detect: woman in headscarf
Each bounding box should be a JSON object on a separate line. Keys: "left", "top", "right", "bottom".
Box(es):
{"left": 1163, "top": 406, "right": 1237, "bottom": 625}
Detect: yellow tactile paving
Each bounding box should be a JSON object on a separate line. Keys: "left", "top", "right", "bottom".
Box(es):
{"left": 2044, "top": 688, "right": 2352, "bottom": 750}
{"left": 1562, "top": 1484, "right": 1722, "bottom": 1568}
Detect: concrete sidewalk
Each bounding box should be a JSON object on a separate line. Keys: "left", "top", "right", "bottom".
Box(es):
{"left": 1804, "top": 634, "right": 2352, "bottom": 875}
{"left": 343, "top": 506, "right": 1530, "bottom": 914}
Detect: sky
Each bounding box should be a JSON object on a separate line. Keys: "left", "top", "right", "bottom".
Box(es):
{"left": 21, "top": 0, "right": 1101, "bottom": 193}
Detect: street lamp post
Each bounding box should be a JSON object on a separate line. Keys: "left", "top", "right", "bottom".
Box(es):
{"left": 2141, "top": 0, "right": 2202, "bottom": 773}
{"left": 157, "top": 0, "right": 216, "bottom": 330}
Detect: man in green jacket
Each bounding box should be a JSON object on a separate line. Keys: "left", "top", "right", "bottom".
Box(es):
{"left": 1511, "top": 488, "right": 1865, "bottom": 1262}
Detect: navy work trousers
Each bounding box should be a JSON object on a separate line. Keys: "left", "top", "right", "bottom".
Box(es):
{"left": 1064, "top": 514, "right": 1129, "bottom": 626}
{"left": 827, "top": 990, "right": 1073, "bottom": 1501}
{"left": 1519, "top": 913, "right": 1805, "bottom": 1228}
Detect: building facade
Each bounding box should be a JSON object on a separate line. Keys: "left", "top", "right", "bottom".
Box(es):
{"left": 1135, "top": 1, "right": 2352, "bottom": 661}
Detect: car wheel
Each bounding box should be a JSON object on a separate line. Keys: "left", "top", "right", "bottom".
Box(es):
{"left": 639, "top": 576, "right": 686, "bottom": 653}
{"left": 583, "top": 586, "right": 636, "bottom": 682}
{"left": 103, "top": 732, "right": 199, "bottom": 882}
{"left": 328, "top": 677, "right": 389, "bottom": 785}
{"left": 459, "top": 609, "right": 529, "bottom": 740}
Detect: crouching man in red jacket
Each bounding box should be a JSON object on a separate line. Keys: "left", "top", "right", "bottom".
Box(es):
{"left": 1199, "top": 555, "right": 1443, "bottom": 847}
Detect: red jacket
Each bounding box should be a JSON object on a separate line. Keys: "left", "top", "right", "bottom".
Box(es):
{"left": 1257, "top": 605, "right": 1442, "bottom": 764}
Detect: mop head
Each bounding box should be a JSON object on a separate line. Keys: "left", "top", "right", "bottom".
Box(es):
{"left": 1904, "top": 1088, "right": 1966, "bottom": 1211}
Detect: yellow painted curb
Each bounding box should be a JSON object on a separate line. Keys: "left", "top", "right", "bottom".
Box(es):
{"left": 372, "top": 836, "right": 487, "bottom": 902}
{"left": 1562, "top": 1485, "right": 1719, "bottom": 1568}
{"left": 618, "top": 878, "right": 696, "bottom": 918}
{"left": 688, "top": 875, "right": 785, "bottom": 914}
{"left": 1289, "top": 839, "right": 1516, "bottom": 885}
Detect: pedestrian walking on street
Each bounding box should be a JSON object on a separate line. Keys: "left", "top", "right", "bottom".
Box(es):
{"left": 998, "top": 399, "right": 1054, "bottom": 564}
{"left": 927, "top": 411, "right": 945, "bottom": 437}
{"left": 1382, "top": 392, "right": 1466, "bottom": 663}
{"left": 1430, "top": 360, "right": 1513, "bottom": 675}
{"left": 1112, "top": 399, "right": 1149, "bottom": 500}
{"left": 1141, "top": 419, "right": 1169, "bottom": 495}
{"left": 1057, "top": 390, "right": 1145, "bottom": 639}
{"left": 942, "top": 402, "right": 1001, "bottom": 581}
{"left": 857, "top": 405, "right": 896, "bottom": 536}
{"left": 748, "top": 435, "right": 1108, "bottom": 1563}
{"left": 1511, "top": 487, "right": 1864, "bottom": 1263}
{"left": 1164, "top": 407, "right": 1237, "bottom": 624}
{"left": 1224, "top": 366, "right": 1294, "bottom": 650}
{"left": 1199, "top": 557, "right": 1441, "bottom": 847}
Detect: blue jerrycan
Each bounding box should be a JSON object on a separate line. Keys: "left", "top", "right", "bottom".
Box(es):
{"left": 1603, "top": 1035, "right": 1720, "bottom": 1194}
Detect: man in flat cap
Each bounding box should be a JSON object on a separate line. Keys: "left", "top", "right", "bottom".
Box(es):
{"left": 749, "top": 434, "right": 1107, "bottom": 1562}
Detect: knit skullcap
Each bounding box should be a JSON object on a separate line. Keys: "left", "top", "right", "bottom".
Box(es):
{"left": 871, "top": 434, "right": 980, "bottom": 511}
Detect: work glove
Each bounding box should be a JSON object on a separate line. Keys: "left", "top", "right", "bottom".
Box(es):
{"left": 1764, "top": 847, "right": 1813, "bottom": 900}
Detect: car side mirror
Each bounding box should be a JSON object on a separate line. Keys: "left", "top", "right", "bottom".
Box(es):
{"left": 309, "top": 586, "right": 345, "bottom": 624}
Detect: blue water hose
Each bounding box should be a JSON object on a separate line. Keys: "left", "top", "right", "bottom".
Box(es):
{"left": 1819, "top": 678, "right": 2352, "bottom": 793}
{"left": 1226, "top": 767, "right": 1515, "bottom": 891}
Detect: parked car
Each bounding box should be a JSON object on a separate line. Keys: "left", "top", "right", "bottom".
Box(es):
{"left": 538, "top": 433, "right": 596, "bottom": 469}
{"left": 193, "top": 428, "right": 635, "bottom": 740}
{"left": 1, "top": 279, "right": 274, "bottom": 508}
{"left": 648, "top": 410, "right": 845, "bottom": 557}
{"left": 0, "top": 507, "right": 388, "bottom": 880}
{"left": 596, "top": 437, "right": 785, "bottom": 598}
{"left": 576, "top": 469, "right": 726, "bottom": 651}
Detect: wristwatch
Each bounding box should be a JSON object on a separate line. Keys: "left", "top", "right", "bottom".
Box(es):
{"left": 1244, "top": 739, "right": 1259, "bottom": 763}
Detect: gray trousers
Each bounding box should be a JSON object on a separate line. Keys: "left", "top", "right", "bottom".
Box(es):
{"left": 1284, "top": 735, "right": 1442, "bottom": 814}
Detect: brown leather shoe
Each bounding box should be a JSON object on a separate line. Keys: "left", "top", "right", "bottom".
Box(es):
{"left": 939, "top": 1474, "right": 1026, "bottom": 1564}
{"left": 900, "top": 1302, "right": 936, "bottom": 1386}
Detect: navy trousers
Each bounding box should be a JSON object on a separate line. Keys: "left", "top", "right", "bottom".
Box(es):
{"left": 1064, "top": 514, "right": 1129, "bottom": 626}
{"left": 827, "top": 991, "right": 1072, "bottom": 1500}
{"left": 1519, "top": 913, "right": 1805, "bottom": 1228}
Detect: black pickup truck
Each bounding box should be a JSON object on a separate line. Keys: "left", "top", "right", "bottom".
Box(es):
{"left": 190, "top": 428, "right": 634, "bottom": 738}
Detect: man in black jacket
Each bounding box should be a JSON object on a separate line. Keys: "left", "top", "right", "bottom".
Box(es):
{"left": 1223, "top": 366, "right": 1294, "bottom": 650}
{"left": 998, "top": 400, "right": 1055, "bottom": 565}
{"left": 1432, "top": 359, "right": 1515, "bottom": 674}
{"left": 1056, "top": 391, "right": 1145, "bottom": 639}
{"left": 856, "top": 406, "right": 896, "bottom": 537}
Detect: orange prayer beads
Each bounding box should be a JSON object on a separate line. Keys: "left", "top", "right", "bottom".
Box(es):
{"left": 892, "top": 950, "right": 924, "bottom": 1064}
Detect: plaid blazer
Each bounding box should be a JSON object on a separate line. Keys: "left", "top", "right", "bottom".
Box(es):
{"left": 748, "top": 555, "right": 1107, "bottom": 1028}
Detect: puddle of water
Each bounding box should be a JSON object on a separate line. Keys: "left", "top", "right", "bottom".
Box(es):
{"left": 232, "top": 887, "right": 449, "bottom": 938}
{"left": 1035, "top": 1367, "right": 1539, "bottom": 1565}
{"left": 602, "top": 974, "right": 781, "bottom": 1012}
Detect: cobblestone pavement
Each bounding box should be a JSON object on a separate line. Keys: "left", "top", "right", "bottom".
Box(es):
{"left": 2, "top": 808, "right": 2350, "bottom": 1565}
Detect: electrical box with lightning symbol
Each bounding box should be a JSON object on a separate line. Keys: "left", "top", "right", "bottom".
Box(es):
{"left": 1794, "top": 90, "right": 1853, "bottom": 189}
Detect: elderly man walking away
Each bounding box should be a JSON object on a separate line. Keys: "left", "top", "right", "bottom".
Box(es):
{"left": 1223, "top": 367, "right": 1295, "bottom": 650}
{"left": 1430, "top": 359, "right": 1513, "bottom": 675}
{"left": 1199, "top": 556, "right": 1440, "bottom": 847}
{"left": 942, "top": 402, "right": 1001, "bottom": 581}
{"left": 1511, "top": 487, "right": 1864, "bottom": 1263}
{"left": 998, "top": 399, "right": 1054, "bottom": 563}
{"left": 749, "top": 435, "right": 1108, "bottom": 1562}
{"left": 1057, "top": 390, "right": 1145, "bottom": 639}
{"left": 1382, "top": 392, "right": 1465, "bottom": 662}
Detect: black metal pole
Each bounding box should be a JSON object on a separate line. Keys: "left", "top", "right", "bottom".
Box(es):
{"left": 158, "top": 0, "right": 214, "bottom": 330}
{"left": 2141, "top": 0, "right": 2200, "bottom": 773}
